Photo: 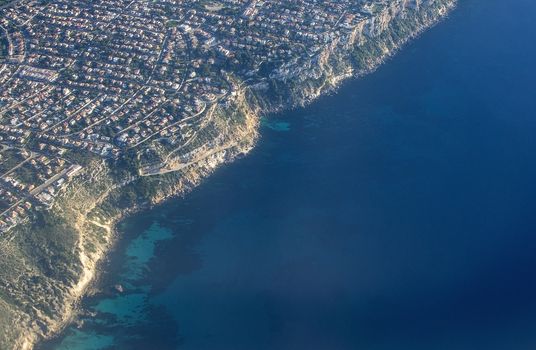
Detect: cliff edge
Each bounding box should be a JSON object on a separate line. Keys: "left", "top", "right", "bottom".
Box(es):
{"left": 0, "top": 1, "right": 456, "bottom": 348}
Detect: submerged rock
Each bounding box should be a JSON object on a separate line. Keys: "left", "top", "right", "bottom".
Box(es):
{"left": 113, "top": 284, "right": 124, "bottom": 294}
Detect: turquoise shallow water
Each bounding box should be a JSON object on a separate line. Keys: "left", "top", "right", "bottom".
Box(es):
{"left": 54, "top": 330, "right": 114, "bottom": 350}
{"left": 261, "top": 118, "right": 291, "bottom": 132}
{"left": 42, "top": 0, "right": 536, "bottom": 349}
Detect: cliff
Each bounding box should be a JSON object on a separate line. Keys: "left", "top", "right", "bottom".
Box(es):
{"left": 0, "top": 0, "right": 456, "bottom": 348}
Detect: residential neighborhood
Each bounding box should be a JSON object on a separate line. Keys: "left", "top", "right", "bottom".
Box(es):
{"left": 0, "top": 0, "right": 403, "bottom": 232}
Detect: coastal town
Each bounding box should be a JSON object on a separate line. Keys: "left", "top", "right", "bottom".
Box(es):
{"left": 0, "top": 0, "right": 462, "bottom": 349}
{"left": 0, "top": 0, "right": 414, "bottom": 232}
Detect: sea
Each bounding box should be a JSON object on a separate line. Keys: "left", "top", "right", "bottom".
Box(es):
{"left": 40, "top": 0, "right": 536, "bottom": 349}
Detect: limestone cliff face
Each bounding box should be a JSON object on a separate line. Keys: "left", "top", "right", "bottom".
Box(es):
{"left": 0, "top": 88, "right": 258, "bottom": 350}
{"left": 0, "top": 1, "right": 456, "bottom": 349}
{"left": 257, "top": 0, "right": 456, "bottom": 112}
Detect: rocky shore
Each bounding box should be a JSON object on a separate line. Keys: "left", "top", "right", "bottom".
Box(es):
{"left": 0, "top": 1, "right": 456, "bottom": 348}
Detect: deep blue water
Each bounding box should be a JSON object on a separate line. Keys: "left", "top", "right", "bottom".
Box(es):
{"left": 43, "top": 0, "right": 536, "bottom": 349}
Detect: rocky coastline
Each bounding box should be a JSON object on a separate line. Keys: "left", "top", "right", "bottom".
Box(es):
{"left": 0, "top": 1, "right": 457, "bottom": 348}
